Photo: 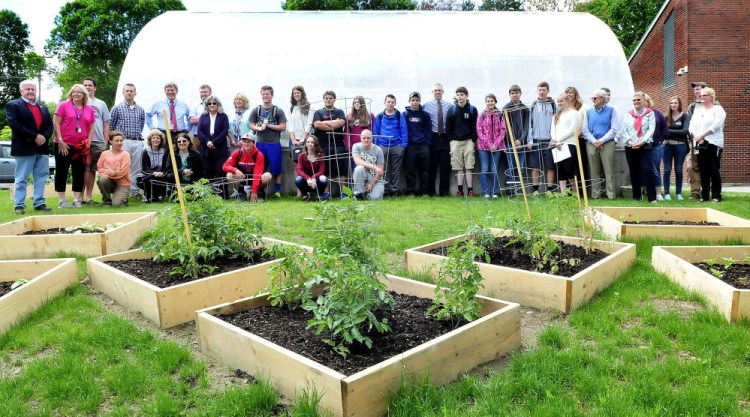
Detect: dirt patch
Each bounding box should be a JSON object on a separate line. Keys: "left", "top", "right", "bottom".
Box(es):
{"left": 428, "top": 236, "right": 609, "bottom": 277}
{"left": 693, "top": 262, "right": 750, "bottom": 289}
{"left": 646, "top": 298, "right": 706, "bottom": 319}
{"left": 0, "top": 281, "right": 18, "bottom": 298}
{"left": 519, "top": 307, "right": 569, "bottom": 350}
{"left": 103, "top": 249, "right": 274, "bottom": 288}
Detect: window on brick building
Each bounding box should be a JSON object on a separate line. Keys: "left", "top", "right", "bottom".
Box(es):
{"left": 663, "top": 12, "right": 675, "bottom": 88}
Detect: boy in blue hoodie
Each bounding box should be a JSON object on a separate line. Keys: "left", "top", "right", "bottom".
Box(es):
{"left": 373, "top": 94, "right": 408, "bottom": 196}
{"left": 404, "top": 92, "right": 432, "bottom": 197}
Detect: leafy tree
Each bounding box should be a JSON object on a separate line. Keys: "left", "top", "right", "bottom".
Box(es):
{"left": 415, "top": 0, "right": 476, "bottom": 10}
{"left": 45, "top": 0, "right": 186, "bottom": 105}
{"left": 0, "top": 10, "right": 31, "bottom": 106}
{"left": 283, "top": 0, "right": 415, "bottom": 10}
{"left": 479, "top": 0, "right": 523, "bottom": 11}
{"left": 577, "top": 0, "right": 662, "bottom": 56}
{"left": 525, "top": 0, "right": 577, "bottom": 11}
{"left": 24, "top": 52, "right": 47, "bottom": 81}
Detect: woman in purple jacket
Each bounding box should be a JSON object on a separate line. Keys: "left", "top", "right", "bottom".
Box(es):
{"left": 197, "top": 95, "right": 230, "bottom": 179}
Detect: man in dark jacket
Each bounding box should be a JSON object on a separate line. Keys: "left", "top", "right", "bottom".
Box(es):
{"left": 446, "top": 87, "right": 478, "bottom": 196}
{"left": 6, "top": 80, "right": 54, "bottom": 214}
{"left": 404, "top": 92, "right": 432, "bottom": 197}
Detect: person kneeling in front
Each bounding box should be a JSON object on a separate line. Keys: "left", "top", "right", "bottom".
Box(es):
{"left": 223, "top": 133, "right": 271, "bottom": 202}
{"left": 351, "top": 129, "right": 384, "bottom": 200}
{"left": 96, "top": 131, "right": 131, "bottom": 206}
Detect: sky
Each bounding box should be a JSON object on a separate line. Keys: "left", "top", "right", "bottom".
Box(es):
{"left": 0, "top": 0, "right": 283, "bottom": 99}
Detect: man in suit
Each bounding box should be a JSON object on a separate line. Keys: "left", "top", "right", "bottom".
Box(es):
{"left": 6, "top": 79, "right": 54, "bottom": 214}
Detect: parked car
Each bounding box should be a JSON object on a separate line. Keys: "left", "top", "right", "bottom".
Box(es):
{"left": 0, "top": 141, "right": 56, "bottom": 183}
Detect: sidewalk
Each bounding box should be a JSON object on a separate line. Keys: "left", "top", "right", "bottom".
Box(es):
{"left": 723, "top": 184, "right": 750, "bottom": 194}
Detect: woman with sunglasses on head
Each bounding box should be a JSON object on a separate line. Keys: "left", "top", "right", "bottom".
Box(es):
{"left": 689, "top": 87, "right": 726, "bottom": 203}
{"left": 166, "top": 132, "right": 204, "bottom": 185}
{"left": 621, "top": 92, "right": 657, "bottom": 203}
{"left": 52, "top": 83, "right": 95, "bottom": 208}
{"left": 197, "top": 95, "right": 229, "bottom": 179}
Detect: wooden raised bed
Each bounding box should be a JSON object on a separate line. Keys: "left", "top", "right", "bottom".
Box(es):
{"left": 652, "top": 246, "right": 750, "bottom": 323}
{"left": 404, "top": 228, "right": 635, "bottom": 312}
{"left": 1, "top": 259, "right": 78, "bottom": 334}
{"left": 0, "top": 212, "right": 156, "bottom": 259}
{"left": 591, "top": 207, "right": 750, "bottom": 242}
{"left": 196, "top": 274, "right": 520, "bottom": 417}
{"left": 86, "top": 238, "right": 310, "bottom": 329}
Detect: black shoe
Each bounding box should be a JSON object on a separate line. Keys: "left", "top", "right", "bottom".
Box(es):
{"left": 34, "top": 204, "right": 52, "bottom": 212}
{"left": 14, "top": 206, "right": 25, "bottom": 215}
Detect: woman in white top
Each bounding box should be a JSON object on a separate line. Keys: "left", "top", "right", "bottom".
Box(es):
{"left": 549, "top": 93, "right": 582, "bottom": 193}
{"left": 621, "top": 91, "right": 657, "bottom": 203}
{"left": 689, "top": 87, "right": 726, "bottom": 202}
{"left": 287, "top": 86, "right": 313, "bottom": 161}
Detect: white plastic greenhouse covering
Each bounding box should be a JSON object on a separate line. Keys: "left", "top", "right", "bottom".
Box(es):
{"left": 118, "top": 11, "right": 634, "bottom": 136}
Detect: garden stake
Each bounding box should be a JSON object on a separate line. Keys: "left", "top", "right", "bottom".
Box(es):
{"left": 573, "top": 175, "right": 585, "bottom": 235}
{"left": 503, "top": 110, "right": 531, "bottom": 220}
{"left": 572, "top": 127, "right": 591, "bottom": 229}
{"left": 162, "top": 110, "right": 193, "bottom": 249}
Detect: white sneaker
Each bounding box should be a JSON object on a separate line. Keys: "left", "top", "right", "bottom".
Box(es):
{"left": 656, "top": 194, "right": 664, "bottom": 202}
{"left": 72, "top": 200, "right": 82, "bottom": 208}
{"left": 484, "top": 194, "right": 490, "bottom": 198}
{"left": 492, "top": 194, "right": 499, "bottom": 198}
{"left": 58, "top": 201, "right": 73, "bottom": 209}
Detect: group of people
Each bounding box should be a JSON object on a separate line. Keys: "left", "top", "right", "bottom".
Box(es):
{"left": 7, "top": 77, "right": 726, "bottom": 213}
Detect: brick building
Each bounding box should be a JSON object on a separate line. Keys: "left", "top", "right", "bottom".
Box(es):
{"left": 628, "top": 0, "right": 749, "bottom": 183}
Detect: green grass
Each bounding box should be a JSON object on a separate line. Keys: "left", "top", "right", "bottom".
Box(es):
{"left": 1, "top": 188, "right": 750, "bottom": 416}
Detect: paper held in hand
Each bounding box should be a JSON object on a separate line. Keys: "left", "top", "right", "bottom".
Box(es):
{"left": 552, "top": 143, "right": 571, "bottom": 163}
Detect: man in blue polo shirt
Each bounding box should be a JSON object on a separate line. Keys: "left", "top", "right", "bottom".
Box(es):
{"left": 582, "top": 89, "right": 619, "bottom": 199}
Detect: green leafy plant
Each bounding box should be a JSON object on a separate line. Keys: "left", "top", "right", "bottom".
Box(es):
{"left": 265, "top": 244, "right": 315, "bottom": 311}
{"left": 264, "top": 187, "right": 395, "bottom": 357}
{"left": 503, "top": 216, "right": 561, "bottom": 274}
{"left": 11, "top": 279, "right": 29, "bottom": 290}
{"left": 139, "top": 181, "right": 263, "bottom": 279}
{"left": 427, "top": 233, "right": 486, "bottom": 327}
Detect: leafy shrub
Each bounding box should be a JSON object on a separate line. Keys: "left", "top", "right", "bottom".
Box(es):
{"left": 139, "top": 181, "right": 263, "bottom": 279}
{"left": 503, "top": 216, "right": 561, "bottom": 274}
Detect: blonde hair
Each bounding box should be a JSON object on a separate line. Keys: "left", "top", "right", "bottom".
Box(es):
{"left": 233, "top": 93, "right": 250, "bottom": 110}
{"left": 66, "top": 84, "right": 89, "bottom": 104}
{"left": 553, "top": 93, "right": 568, "bottom": 125}
{"left": 701, "top": 87, "right": 716, "bottom": 102}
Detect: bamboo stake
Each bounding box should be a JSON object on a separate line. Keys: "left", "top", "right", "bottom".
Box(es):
{"left": 503, "top": 110, "right": 531, "bottom": 220}
{"left": 162, "top": 110, "right": 192, "bottom": 247}
{"left": 572, "top": 121, "right": 591, "bottom": 229}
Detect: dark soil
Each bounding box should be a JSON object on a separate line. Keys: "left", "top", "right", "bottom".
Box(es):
{"left": 104, "top": 249, "right": 273, "bottom": 288}
{"left": 0, "top": 281, "right": 17, "bottom": 297}
{"left": 694, "top": 262, "right": 750, "bottom": 289}
{"left": 22, "top": 228, "right": 103, "bottom": 235}
{"left": 428, "top": 236, "right": 609, "bottom": 277}
{"left": 219, "top": 292, "right": 467, "bottom": 375}
{"left": 623, "top": 220, "right": 720, "bottom": 226}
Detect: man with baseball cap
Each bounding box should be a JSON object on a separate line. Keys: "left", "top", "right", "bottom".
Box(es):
{"left": 222, "top": 132, "right": 271, "bottom": 202}
{"left": 404, "top": 91, "right": 432, "bottom": 197}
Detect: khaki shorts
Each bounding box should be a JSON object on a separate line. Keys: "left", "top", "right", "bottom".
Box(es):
{"left": 450, "top": 140, "right": 476, "bottom": 170}
{"left": 86, "top": 141, "right": 107, "bottom": 171}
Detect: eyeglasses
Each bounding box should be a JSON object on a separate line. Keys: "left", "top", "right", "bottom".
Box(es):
{"left": 591, "top": 97, "right": 599, "bottom": 101}
{"left": 632, "top": 99, "right": 642, "bottom": 102}
{"left": 207, "top": 102, "right": 217, "bottom": 105}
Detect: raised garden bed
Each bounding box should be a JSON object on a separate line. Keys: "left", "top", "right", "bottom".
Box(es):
{"left": 196, "top": 274, "right": 521, "bottom": 417}
{"left": 86, "top": 238, "right": 310, "bottom": 328}
{"left": 0, "top": 212, "right": 156, "bottom": 259}
{"left": 592, "top": 207, "right": 750, "bottom": 242}
{"left": 404, "top": 228, "right": 635, "bottom": 312}
{"left": 652, "top": 246, "right": 750, "bottom": 323}
{"left": 0, "top": 259, "right": 78, "bottom": 334}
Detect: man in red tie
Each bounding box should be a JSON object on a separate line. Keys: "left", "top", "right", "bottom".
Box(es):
{"left": 146, "top": 82, "right": 190, "bottom": 142}
{"left": 423, "top": 83, "right": 453, "bottom": 196}
{"left": 6, "top": 80, "right": 54, "bottom": 214}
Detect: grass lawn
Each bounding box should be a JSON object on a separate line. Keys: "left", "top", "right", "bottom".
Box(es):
{"left": 1, "top": 188, "right": 749, "bottom": 416}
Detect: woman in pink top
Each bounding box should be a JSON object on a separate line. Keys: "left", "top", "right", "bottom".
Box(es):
{"left": 476, "top": 94, "right": 507, "bottom": 198}
{"left": 96, "top": 131, "right": 131, "bottom": 206}
{"left": 52, "top": 83, "right": 95, "bottom": 208}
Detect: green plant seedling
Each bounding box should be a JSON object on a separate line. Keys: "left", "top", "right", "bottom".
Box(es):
{"left": 11, "top": 279, "right": 29, "bottom": 290}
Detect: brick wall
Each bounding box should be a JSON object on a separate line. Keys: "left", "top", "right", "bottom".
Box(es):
{"left": 629, "top": 0, "right": 749, "bottom": 184}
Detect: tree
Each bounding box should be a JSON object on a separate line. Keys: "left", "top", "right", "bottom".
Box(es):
{"left": 415, "top": 0, "right": 476, "bottom": 10}
{"left": 525, "top": 0, "right": 578, "bottom": 12}
{"left": 479, "top": 0, "right": 523, "bottom": 11}
{"left": 45, "top": 0, "right": 186, "bottom": 105}
{"left": 0, "top": 10, "right": 31, "bottom": 106}
{"left": 283, "top": 0, "right": 415, "bottom": 10}
{"left": 576, "top": 0, "right": 662, "bottom": 56}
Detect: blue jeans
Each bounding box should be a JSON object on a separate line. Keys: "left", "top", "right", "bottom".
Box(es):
{"left": 478, "top": 150, "right": 501, "bottom": 195}
{"left": 662, "top": 143, "right": 688, "bottom": 195}
{"left": 651, "top": 143, "right": 664, "bottom": 188}
{"left": 13, "top": 154, "right": 49, "bottom": 209}
{"left": 505, "top": 150, "right": 526, "bottom": 193}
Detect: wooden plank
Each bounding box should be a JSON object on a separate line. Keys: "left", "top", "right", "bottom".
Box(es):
{"left": 568, "top": 241, "right": 636, "bottom": 310}
{"left": 0, "top": 259, "right": 77, "bottom": 334}
{"left": 197, "top": 312, "right": 346, "bottom": 416}
{"left": 594, "top": 207, "right": 709, "bottom": 222}
{"left": 734, "top": 290, "right": 750, "bottom": 323}
{"left": 87, "top": 256, "right": 162, "bottom": 325}
{"left": 0, "top": 259, "right": 70, "bottom": 280}
{"left": 706, "top": 208, "right": 750, "bottom": 227}
{"left": 102, "top": 212, "right": 156, "bottom": 254}
{"left": 0, "top": 217, "right": 34, "bottom": 235}
{"left": 652, "top": 246, "right": 741, "bottom": 322}
{"left": 343, "top": 302, "right": 520, "bottom": 417}
{"left": 158, "top": 260, "right": 275, "bottom": 328}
